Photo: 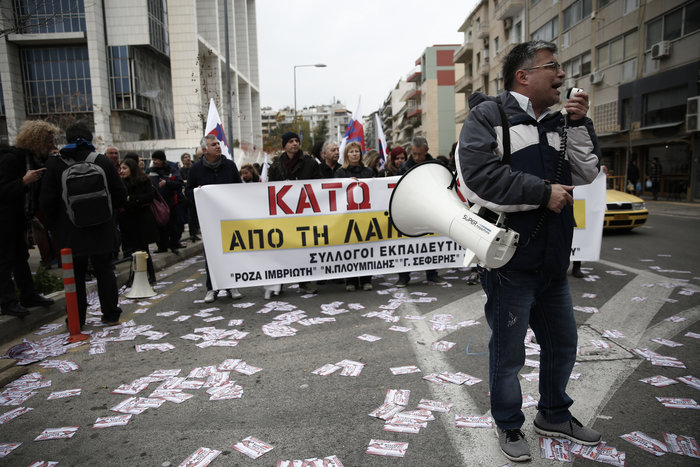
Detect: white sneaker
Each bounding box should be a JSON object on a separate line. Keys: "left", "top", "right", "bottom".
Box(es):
{"left": 228, "top": 288, "right": 242, "bottom": 299}
{"left": 204, "top": 290, "right": 217, "bottom": 303}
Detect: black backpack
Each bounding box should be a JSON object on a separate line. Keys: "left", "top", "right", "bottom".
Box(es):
{"left": 60, "top": 152, "right": 113, "bottom": 227}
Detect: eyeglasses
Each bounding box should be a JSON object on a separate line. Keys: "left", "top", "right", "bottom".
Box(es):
{"left": 524, "top": 61, "right": 561, "bottom": 72}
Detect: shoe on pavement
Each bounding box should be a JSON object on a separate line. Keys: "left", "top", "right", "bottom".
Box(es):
{"left": 533, "top": 412, "right": 601, "bottom": 446}
{"left": 204, "top": 290, "right": 217, "bottom": 303}
{"left": 345, "top": 284, "right": 356, "bottom": 292}
{"left": 1, "top": 302, "right": 30, "bottom": 318}
{"left": 227, "top": 288, "right": 242, "bottom": 299}
{"left": 298, "top": 283, "right": 318, "bottom": 294}
{"left": 466, "top": 271, "right": 479, "bottom": 285}
{"left": 572, "top": 267, "right": 585, "bottom": 278}
{"left": 20, "top": 293, "right": 54, "bottom": 308}
{"left": 498, "top": 428, "right": 531, "bottom": 462}
{"left": 395, "top": 277, "right": 409, "bottom": 288}
{"left": 264, "top": 289, "right": 273, "bottom": 300}
{"left": 362, "top": 283, "right": 373, "bottom": 291}
{"left": 426, "top": 274, "right": 447, "bottom": 285}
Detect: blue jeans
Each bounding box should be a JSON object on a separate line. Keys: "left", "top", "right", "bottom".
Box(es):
{"left": 478, "top": 267, "right": 577, "bottom": 429}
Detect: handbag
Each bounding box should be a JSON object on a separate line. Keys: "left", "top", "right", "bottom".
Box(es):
{"left": 150, "top": 190, "right": 170, "bottom": 227}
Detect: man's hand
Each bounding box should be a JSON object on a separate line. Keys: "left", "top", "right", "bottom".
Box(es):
{"left": 563, "top": 90, "right": 589, "bottom": 121}
{"left": 23, "top": 168, "right": 46, "bottom": 185}
{"left": 159, "top": 179, "right": 166, "bottom": 188}
{"left": 547, "top": 184, "right": 574, "bottom": 213}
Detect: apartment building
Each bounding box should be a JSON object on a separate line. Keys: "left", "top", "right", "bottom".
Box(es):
{"left": 454, "top": 0, "right": 700, "bottom": 200}
{"left": 390, "top": 44, "right": 461, "bottom": 157}
{"left": 0, "top": 0, "right": 262, "bottom": 160}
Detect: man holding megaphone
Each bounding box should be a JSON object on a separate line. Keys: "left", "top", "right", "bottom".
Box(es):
{"left": 456, "top": 41, "right": 602, "bottom": 462}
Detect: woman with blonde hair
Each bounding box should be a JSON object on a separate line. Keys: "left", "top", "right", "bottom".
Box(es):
{"left": 363, "top": 149, "right": 383, "bottom": 176}
{"left": 239, "top": 163, "right": 260, "bottom": 182}
{"left": 334, "top": 141, "right": 374, "bottom": 291}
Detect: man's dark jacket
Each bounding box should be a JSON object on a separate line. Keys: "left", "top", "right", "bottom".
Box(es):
{"left": 185, "top": 157, "right": 242, "bottom": 202}
{"left": 40, "top": 144, "right": 127, "bottom": 256}
{"left": 268, "top": 152, "right": 321, "bottom": 181}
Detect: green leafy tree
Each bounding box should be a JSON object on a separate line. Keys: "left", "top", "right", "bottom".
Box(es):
{"left": 313, "top": 118, "right": 329, "bottom": 144}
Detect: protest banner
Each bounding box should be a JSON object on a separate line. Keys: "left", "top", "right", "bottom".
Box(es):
{"left": 571, "top": 171, "right": 606, "bottom": 261}
{"left": 195, "top": 173, "right": 605, "bottom": 289}
{"left": 194, "top": 177, "right": 466, "bottom": 289}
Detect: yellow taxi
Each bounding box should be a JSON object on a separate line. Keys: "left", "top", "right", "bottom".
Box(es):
{"left": 604, "top": 189, "right": 649, "bottom": 230}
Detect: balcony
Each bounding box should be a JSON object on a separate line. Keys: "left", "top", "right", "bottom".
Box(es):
{"left": 407, "top": 68, "right": 422, "bottom": 84}
{"left": 455, "top": 73, "right": 473, "bottom": 94}
{"left": 495, "top": 0, "right": 525, "bottom": 21}
{"left": 455, "top": 107, "right": 469, "bottom": 124}
{"left": 453, "top": 41, "right": 474, "bottom": 64}
{"left": 407, "top": 108, "right": 422, "bottom": 119}
{"left": 476, "top": 20, "right": 490, "bottom": 39}
{"left": 403, "top": 89, "right": 422, "bottom": 102}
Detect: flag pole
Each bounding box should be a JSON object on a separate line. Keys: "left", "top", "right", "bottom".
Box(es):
{"left": 223, "top": 0, "right": 234, "bottom": 162}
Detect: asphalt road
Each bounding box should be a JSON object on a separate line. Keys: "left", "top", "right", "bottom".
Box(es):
{"left": 0, "top": 201, "right": 698, "bottom": 466}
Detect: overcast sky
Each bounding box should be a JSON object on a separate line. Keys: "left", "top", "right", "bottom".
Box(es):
{"left": 255, "top": 0, "right": 478, "bottom": 115}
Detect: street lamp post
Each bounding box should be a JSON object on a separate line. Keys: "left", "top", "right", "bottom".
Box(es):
{"left": 293, "top": 63, "right": 327, "bottom": 136}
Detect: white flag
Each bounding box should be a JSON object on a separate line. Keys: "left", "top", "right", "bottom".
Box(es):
{"left": 204, "top": 98, "right": 231, "bottom": 160}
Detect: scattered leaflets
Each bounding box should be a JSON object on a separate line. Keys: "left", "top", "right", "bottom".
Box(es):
{"left": 93, "top": 414, "right": 132, "bottom": 429}
{"left": 178, "top": 447, "right": 222, "bottom": 467}
{"left": 656, "top": 397, "right": 700, "bottom": 409}
{"left": 677, "top": 375, "right": 700, "bottom": 390}
{"left": 47, "top": 389, "right": 81, "bottom": 400}
{"left": 620, "top": 431, "right": 668, "bottom": 456}
{"left": 539, "top": 437, "right": 573, "bottom": 462}
{"left": 416, "top": 399, "right": 453, "bottom": 413}
{"left": 0, "top": 407, "right": 33, "bottom": 424}
{"left": 277, "top": 455, "right": 344, "bottom": 466}
{"left": 357, "top": 334, "right": 381, "bottom": 342}
{"left": 366, "top": 439, "right": 408, "bottom": 458}
{"left": 0, "top": 443, "right": 21, "bottom": 458}
{"left": 602, "top": 330, "right": 626, "bottom": 339}
{"left": 573, "top": 306, "right": 599, "bottom": 314}
{"left": 390, "top": 365, "right": 421, "bottom": 375}
{"left": 639, "top": 375, "right": 678, "bottom": 387}
{"left": 38, "top": 359, "right": 80, "bottom": 373}
{"left": 34, "top": 426, "right": 80, "bottom": 441}
{"left": 663, "top": 432, "right": 699, "bottom": 458}
{"left": 651, "top": 337, "right": 682, "bottom": 347}
{"left": 384, "top": 389, "right": 410, "bottom": 406}
{"left": 430, "top": 340, "right": 456, "bottom": 352}
{"left": 455, "top": 414, "right": 493, "bottom": 428}
{"left": 232, "top": 436, "right": 274, "bottom": 459}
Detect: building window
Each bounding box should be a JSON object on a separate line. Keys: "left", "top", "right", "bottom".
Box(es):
{"left": 147, "top": 0, "right": 169, "bottom": 56}
{"left": 12, "top": 0, "right": 85, "bottom": 34}
{"left": 599, "top": 0, "right": 613, "bottom": 8}
{"left": 531, "top": 17, "right": 558, "bottom": 42}
{"left": 563, "top": 51, "right": 591, "bottom": 78}
{"left": 108, "top": 46, "right": 131, "bottom": 110}
{"left": 563, "top": 0, "right": 592, "bottom": 31}
{"left": 494, "top": 37, "right": 499, "bottom": 56}
{"left": 0, "top": 80, "right": 5, "bottom": 116}
{"left": 646, "top": 3, "right": 700, "bottom": 50}
{"left": 623, "top": 0, "right": 639, "bottom": 15}
{"left": 21, "top": 46, "right": 92, "bottom": 115}
{"left": 620, "top": 98, "right": 631, "bottom": 130}
{"left": 596, "top": 29, "right": 637, "bottom": 69}
{"left": 642, "top": 86, "right": 687, "bottom": 127}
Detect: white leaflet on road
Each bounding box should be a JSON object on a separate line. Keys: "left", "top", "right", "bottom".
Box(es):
{"left": 455, "top": 414, "right": 493, "bottom": 428}
{"left": 93, "top": 414, "right": 132, "bottom": 428}
{"left": 47, "top": 389, "right": 81, "bottom": 400}
{"left": 663, "top": 432, "right": 700, "bottom": 458}
{"left": 656, "top": 397, "right": 700, "bottom": 409}
{"left": 538, "top": 437, "right": 572, "bottom": 462}
{"left": 231, "top": 436, "right": 273, "bottom": 459}
{"left": 177, "top": 447, "right": 222, "bottom": 467}
{"left": 34, "top": 426, "right": 80, "bottom": 441}
{"left": 620, "top": 431, "right": 668, "bottom": 456}
{"left": 365, "top": 439, "right": 408, "bottom": 457}
{"left": 639, "top": 375, "right": 678, "bottom": 387}
{"left": 390, "top": 365, "right": 421, "bottom": 375}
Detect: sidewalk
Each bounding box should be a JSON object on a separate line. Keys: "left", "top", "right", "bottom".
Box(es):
{"left": 0, "top": 240, "right": 204, "bottom": 347}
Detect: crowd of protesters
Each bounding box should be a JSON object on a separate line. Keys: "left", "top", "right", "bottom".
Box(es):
{"left": 1, "top": 120, "right": 461, "bottom": 321}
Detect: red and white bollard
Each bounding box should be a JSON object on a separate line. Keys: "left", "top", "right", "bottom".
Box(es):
{"left": 61, "top": 248, "right": 89, "bottom": 343}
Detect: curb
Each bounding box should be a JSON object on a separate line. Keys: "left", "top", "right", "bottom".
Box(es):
{"left": 0, "top": 242, "right": 204, "bottom": 349}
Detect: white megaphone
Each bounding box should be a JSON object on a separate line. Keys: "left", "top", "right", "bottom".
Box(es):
{"left": 125, "top": 251, "right": 156, "bottom": 298}
{"left": 389, "top": 161, "right": 519, "bottom": 269}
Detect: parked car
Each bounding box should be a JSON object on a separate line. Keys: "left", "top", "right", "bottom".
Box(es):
{"left": 604, "top": 189, "right": 648, "bottom": 231}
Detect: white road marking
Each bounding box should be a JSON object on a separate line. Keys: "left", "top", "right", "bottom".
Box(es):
{"left": 403, "top": 260, "right": 698, "bottom": 464}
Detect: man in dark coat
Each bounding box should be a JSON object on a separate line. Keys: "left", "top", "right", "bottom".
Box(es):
{"left": 148, "top": 150, "right": 184, "bottom": 254}
{"left": 268, "top": 131, "right": 321, "bottom": 181}
{"left": 0, "top": 121, "right": 59, "bottom": 317}
{"left": 267, "top": 131, "right": 321, "bottom": 294}
{"left": 186, "top": 134, "right": 242, "bottom": 303}
{"left": 40, "top": 122, "right": 127, "bottom": 326}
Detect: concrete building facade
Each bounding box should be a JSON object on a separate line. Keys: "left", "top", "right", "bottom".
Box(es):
{"left": 454, "top": 0, "right": 700, "bottom": 200}
{"left": 0, "top": 0, "right": 262, "bottom": 161}
{"left": 389, "top": 44, "right": 460, "bottom": 157}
